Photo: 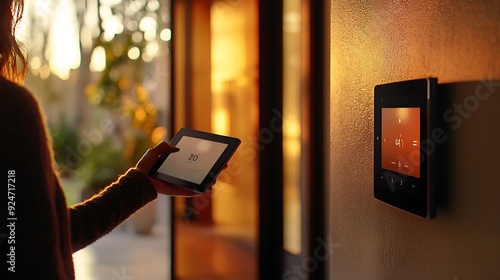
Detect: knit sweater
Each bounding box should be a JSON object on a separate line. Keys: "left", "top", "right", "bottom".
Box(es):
{"left": 0, "top": 76, "right": 158, "bottom": 279}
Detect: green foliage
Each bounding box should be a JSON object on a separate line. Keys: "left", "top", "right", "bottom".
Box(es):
{"left": 49, "top": 116, "right": 80, "bottom": 176}
{"left": 86, "top": 0, "right": 166, "bottom": 110}
{"left": 75, "top": 139, "right": 129, "bottom": 195}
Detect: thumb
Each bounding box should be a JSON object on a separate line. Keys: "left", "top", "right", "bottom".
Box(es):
{"left": 136, "top": 141, "right": 179, "bottom": 173}
{"left": 148, "top": 141, "right": 179, "bottom": 155}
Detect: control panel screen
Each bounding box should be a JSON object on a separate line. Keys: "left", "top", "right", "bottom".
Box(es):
{"left": 381, "top": 107, "right": 420, "bottom": 178}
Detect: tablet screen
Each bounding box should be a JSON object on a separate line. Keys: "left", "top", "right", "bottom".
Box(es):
{"left": 156, "top": 136, "right": 229, "bottom": 184}
{"left": 381, "top": 107, "right": 421, "bottom": 178}
{"left": 150, "top": 128, "right": 241, "bottom": 193}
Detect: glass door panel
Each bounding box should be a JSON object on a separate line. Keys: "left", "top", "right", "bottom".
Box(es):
{"left": 283, "top": 0, "right": 304, "bottom": 256}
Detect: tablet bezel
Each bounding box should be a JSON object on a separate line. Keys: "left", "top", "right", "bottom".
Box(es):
{"left": 149, "top": 128, "right": 241, "bottom": 193}
{"left": 374, "top": 78, "right": 437, "bottom": 218}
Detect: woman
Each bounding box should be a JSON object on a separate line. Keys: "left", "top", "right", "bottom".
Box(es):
{"left": 0, "top": 0, "right": 198, "bottom": 278}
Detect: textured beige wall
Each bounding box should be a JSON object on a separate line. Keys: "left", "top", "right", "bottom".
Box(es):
{"left": 329, "top": 1, "right": 500, "bottom": 279}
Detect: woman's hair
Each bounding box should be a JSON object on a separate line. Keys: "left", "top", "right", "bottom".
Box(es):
{"left": 0, "top": 0, "right": 27, "bottom": 82}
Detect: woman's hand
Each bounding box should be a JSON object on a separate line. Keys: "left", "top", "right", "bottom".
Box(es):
{"left": 135, "top": 141, "right": 201, "bottom": 197}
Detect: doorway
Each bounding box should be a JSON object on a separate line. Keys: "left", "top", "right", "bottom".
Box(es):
{"left": 171, "top": 0, "right": 259, "bottom": 279}
{"left": 170, "top": 0, "right": 328, "bottom": 279}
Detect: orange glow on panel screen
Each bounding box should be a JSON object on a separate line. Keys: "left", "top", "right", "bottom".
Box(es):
{"left": 381, "top": 108, "right": 420, "bottom": 178}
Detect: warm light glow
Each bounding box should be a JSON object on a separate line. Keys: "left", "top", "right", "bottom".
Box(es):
{"left": 39, "top": 65, "right": 51, "bottom": 80}
{"left": 90, "top": 46, "right": 106, "bottom": 72}
{"left": 99, "top": 3, "right": 113, "bottom": 18}
{"left": 208, "top": 2, "right": 260, "bottom": 269}
{"left": 147, "top": 0, "right": 160, "bottom": 11}
{"left": 135, "top": 108, "right": 146, "bottom": 122}
{"left": 283, "top": 119, "right": 301, "bottom": 139}
{"left": 30, "top": 57, "right": 42, "bottom": 72}
{"left": 128, "top": 46, "right": 141, "bottom": 60}
{"left": 151, "top": 126, "right": 167, "bottom": 144}
{"left": 125, "top": 0, "right": 142, "bottom": 15}
{"left": 212, "top": 109, "right": 230, "bottom": 135}
{"left": 140, "top": 16, "right": 157, "bottom": 32}
{"left": 283, "top": 12, "right": 302, "bottom": 33}
{"left": 144, "top": 30, "right": 157, "bottom": 42}
{"left": 136, "top": 86, "right": 149, "bottom": 101}
{"left": 101, "top": 0, "right": 121, "bottom": 5}
{"left": 102, "top": 15, "right": 124, "bottom": 37}
{"left": 283, "top": 183, "right": 302, "bottom": 254}
{"left": 210, "top": 4, "right": 247, "bottom": 135}
{"left": 47, "top": 1, "right": 81, "bottom": 80}
{"left": 160, "top": 28, "right": 172, "bottom": 41}
{"left": 145, "top": 41, "right": 160, "bottom": 58}
{"left": 80, "top": 26, "right": 94, "bottom": 50}
{"left": 83, "top": 1, "right": 99, "bottom": 49}
{"left": 146, "top": 103, "right": 157, "bottom": 115}
{"left": 140, "top": 16, "right": 157, "bottom": 41}
{"left": 283, "top": 0, "right": 303, "bottom": 256}
{"left": 211, "top": 4, "right": 246, "bottom": 93}
{"left": 283, "top": 138, "right": 301, "bottom": 158}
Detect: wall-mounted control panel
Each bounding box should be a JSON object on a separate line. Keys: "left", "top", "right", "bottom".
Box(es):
{"left": 374, "top": 78, "right": 437, "bottom": 218}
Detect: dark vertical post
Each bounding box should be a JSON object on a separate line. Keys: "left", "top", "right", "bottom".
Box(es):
{"left": 259, "top": 1, "right": 284, "bottom": 279}
{"left": 308, "top": 0, "right": 328, "bottom": 279}
{"left": 169, "top": 1, "right": 176, "bottom": 277}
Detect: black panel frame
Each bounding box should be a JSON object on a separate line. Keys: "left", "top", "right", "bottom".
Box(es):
{"left": 374, "top": 78, "right": 437, "bottom": 219}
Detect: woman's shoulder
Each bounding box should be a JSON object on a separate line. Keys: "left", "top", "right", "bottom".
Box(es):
{"left": 0, "top": 75, "right": 52, "bottom": 164}
{"left": 0, "top": 76, "right": 41, "bottom": 112}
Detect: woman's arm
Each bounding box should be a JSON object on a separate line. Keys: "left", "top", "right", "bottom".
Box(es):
{"left": 69, "top": 140, "right": 200, "bottom": 251}
{"left": 69, "top": 168, "right": 157, "bottom": 251}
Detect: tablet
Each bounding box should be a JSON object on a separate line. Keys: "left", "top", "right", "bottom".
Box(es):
{"left": 374, "top": 78, "right": 437, "bottom": 218}
{"left": 149, "top": 128, "right": 241, "bottom": 193}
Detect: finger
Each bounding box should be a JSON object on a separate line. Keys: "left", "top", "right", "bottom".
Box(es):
{"left": 136, "top": 142, "right": 178, "bottom": 172}
{"left": 148, "top": 141, "right": 179, "bottom": 155}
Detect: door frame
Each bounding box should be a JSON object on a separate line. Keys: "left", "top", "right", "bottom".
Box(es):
{"left": 258, "top": 0, "right": 329, "bottom": 279}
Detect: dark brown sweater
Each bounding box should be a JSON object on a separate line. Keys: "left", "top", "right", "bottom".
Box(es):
{"left": 0, "top": 76, "right": 158, "bottom": 279}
